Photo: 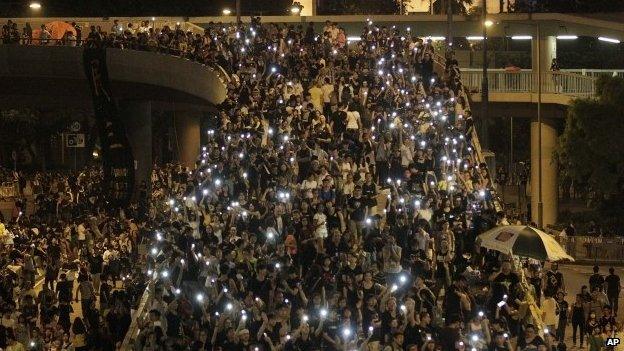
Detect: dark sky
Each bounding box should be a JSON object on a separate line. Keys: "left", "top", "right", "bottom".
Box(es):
{"left": 1, "top": 0, "right": 293, "bottom": 17}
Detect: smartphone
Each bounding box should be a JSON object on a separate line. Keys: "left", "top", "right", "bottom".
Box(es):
{"left": 497, "top": 300, "right": 506, "bottom": 308}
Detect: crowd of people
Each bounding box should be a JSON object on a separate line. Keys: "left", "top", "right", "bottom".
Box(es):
{"left": 0, "top": 166, "right": 149, "bottom": 350}
{"left": 0, "top": 15, "right": 621, "bottom": 351}
{"left": 2, "top": 18, "right": 227, "bottom": 67}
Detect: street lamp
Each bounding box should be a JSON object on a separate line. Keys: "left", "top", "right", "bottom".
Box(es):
{"left": 291, "top": 2, "right": 303, "bottom": 15}
{"left": 480, "top": 0, "right": 492, "bottom": 150}
{"left": 222, "top": 8, "right": 232, "bottom": 15}
{"left": 29, "top": 1, "right": 42, "bottom": 10}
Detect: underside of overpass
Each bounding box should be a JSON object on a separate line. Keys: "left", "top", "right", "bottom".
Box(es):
{"left": 0, "top": 45, "right": 227, "bottom": 199}
{"left": 470, "top": 94, "right": 571, "bottom": 227}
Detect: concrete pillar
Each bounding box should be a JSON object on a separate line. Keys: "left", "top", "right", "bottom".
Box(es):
{"left": 532, "top": 35, "right": 556, "bottom": 73}
{"left": 530, "top": 117, "right": 558, "bottom": 228}
{"left": 174, "top": 112, "right": 201, "bottom": 168}
{"left": 121, "top": 101, "right": 153, "bottom": 195}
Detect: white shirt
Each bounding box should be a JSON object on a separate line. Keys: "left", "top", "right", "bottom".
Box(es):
{"left": 415, "top": 230, "right": 430, "bottom": 252}
{"left": 313, "top": 213, "right": 328, "bottom": 238}
{"left": 400, "top": 144, "right": 414, "bottom": 167}
{"left": 346, "top": 111, "right": 360, "bottom": 130}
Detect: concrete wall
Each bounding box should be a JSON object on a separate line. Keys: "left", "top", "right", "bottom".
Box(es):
{"left": 0, "top": 45, "right": 226, "bottom": 108}
{"left": 107, "top": 49, "right": 226, "bottom": 105}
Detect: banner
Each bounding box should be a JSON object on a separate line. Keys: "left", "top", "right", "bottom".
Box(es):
{"left": 83, "top": 47, "right": 135, "bottom": 206}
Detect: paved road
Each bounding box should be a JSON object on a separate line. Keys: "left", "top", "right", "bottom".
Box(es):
{"left": 557, "top": 264, "right": 623, "bottom": 349}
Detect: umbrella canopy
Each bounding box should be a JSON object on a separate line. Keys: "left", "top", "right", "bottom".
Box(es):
{"left": 477, "top": 225, "right": 574, "bottom": 262}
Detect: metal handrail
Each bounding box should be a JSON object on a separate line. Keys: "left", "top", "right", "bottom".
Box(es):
{"left": 561, "top": 69, "right": 624, "bottom": 79}
{"left": 432, "top": 52, "right": 499, "bottom": 211}
{"left": 120, "top": 281, "right": 154, "bottom": 350}
{"left": 461, "top": 70, "right": 596, "bottom": 96}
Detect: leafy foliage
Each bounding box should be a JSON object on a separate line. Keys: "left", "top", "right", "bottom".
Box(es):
{"left": 432, "top": 0, "right": 474, "bottom": 15}
{"left": 317, "top": 0, "right": 403, "bottom": 14}
{"left": 556, "top": 76, "right": 624, "bottom": 200}
{"left": 512, "top": 0, "right": 624, "bottom": 13}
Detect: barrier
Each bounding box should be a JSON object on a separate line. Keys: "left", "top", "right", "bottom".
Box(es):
{"left": 120, "top": 282, "right": 154, "bottom": 350}
{"left": 0, "top": 182, "right": 19, "bottom": 198}
{"left": 461, "top": 68, "right": 597, "bottom": 97}
{"left": 557, "top": 235, "right": 624, "bottom": 262}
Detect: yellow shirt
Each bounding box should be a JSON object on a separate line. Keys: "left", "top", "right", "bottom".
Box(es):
{"left": 73, "top": 333, "right": 86, "bottom": 347}
{"left": 309, "top": 86, "right": 323, "bottom": 112}
{"left": 6, "top": 342, "right": 26, "bottom": 351}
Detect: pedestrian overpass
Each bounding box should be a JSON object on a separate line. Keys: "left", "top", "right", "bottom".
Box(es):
{"left": 463, "top": 69, "right": 597, "bottom": 106}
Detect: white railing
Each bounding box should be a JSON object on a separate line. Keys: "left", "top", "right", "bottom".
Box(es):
{"left": 561, "top": 69, "right": 624, "bottom": 79}
{"left": 461, "top": 69, "right": 596, "bottom": 97}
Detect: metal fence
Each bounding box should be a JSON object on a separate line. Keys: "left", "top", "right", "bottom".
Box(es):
{"left": 561, "top": 69, "right": 624, "bottom": 79}
{"left": 557, "top": 236, "right": 624, "bottom": 262}
{"left": 461, "top": 68, "right": 597, "bottom": 97}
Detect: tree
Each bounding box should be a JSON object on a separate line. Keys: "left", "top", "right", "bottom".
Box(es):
{"left": 511, "top": 0, "right": 624, "bottom": 13}
{"left": 318, "top": 0, "right": 403, "bottom": 14}
{"left": 432, "top": 0, "right": 473, "bottom": 14}
{"left": 556, "top": 76, "right": 624, "bottom": 230}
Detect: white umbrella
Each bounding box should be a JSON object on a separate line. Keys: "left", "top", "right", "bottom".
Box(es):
{"left": 477, "top": 225, "right": 574, "bottom": 262}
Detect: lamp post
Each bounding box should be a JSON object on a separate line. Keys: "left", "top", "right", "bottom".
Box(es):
{"left": 236, "top": 0, "right": 241, "bottom": 24}
{"left": 481, "top": 2, "right": 492, "bottom": 150}
{"left": 536, "top": 22, "right": 543, "bottom": 228}
{"left": 446, "top": 0, "right": 453, "bottom": 49}
{"left": 291, "top": 2, "right": 303, "bottom": 15}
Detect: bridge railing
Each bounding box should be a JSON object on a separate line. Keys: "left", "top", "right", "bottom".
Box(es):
{"left": 561, "top": 69, "right": 624, "bottom": 79}
{"left": 461, "top": 68, "right": 597, "bottom": 97}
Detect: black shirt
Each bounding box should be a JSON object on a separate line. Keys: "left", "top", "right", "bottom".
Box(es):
{"left": 605, "top": 274, "right": 620, "bottom": 295}
{"left": 493, "top": 272, "right": 520, "bottom": 298}
{"left": 347, "top": 196, "right": 366, "bottom": 221}
{"left": 589, "top": 273, "right": 605, "bottom": 292}
{"left": 89, "top": 255, "right": 103, "bottom": 274}
{"left": 556, "top": 300, "right": 569, "bottom": 322}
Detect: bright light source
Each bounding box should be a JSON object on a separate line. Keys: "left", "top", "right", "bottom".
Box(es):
{"left": 511, "top": 35, "right": 532, "bottom": 40}
{"left": 29, "top": 2, "right": 42, "bottom": 10}
{"left": 290, "top": 5, "right": 301, "bottom": 14}
{"left": 222, "top": 8, "right": 232, "bottom": 15}
{"left": 347, "top": 36, "right": 361, "bottom": 41}
{"left": 556, "top": 35, "right": 578, "bottom": 40}
{"left": 466, "top": 36, "right": 484, "bottom": 40}
{"left": 598, "top": 36, "right": 621, "bottom": 44}
{"left": 427, "top": 36, "right": 445, "bottom": 41}
{"left": 484, "top": 19, "right": 494, "bottom": 27}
